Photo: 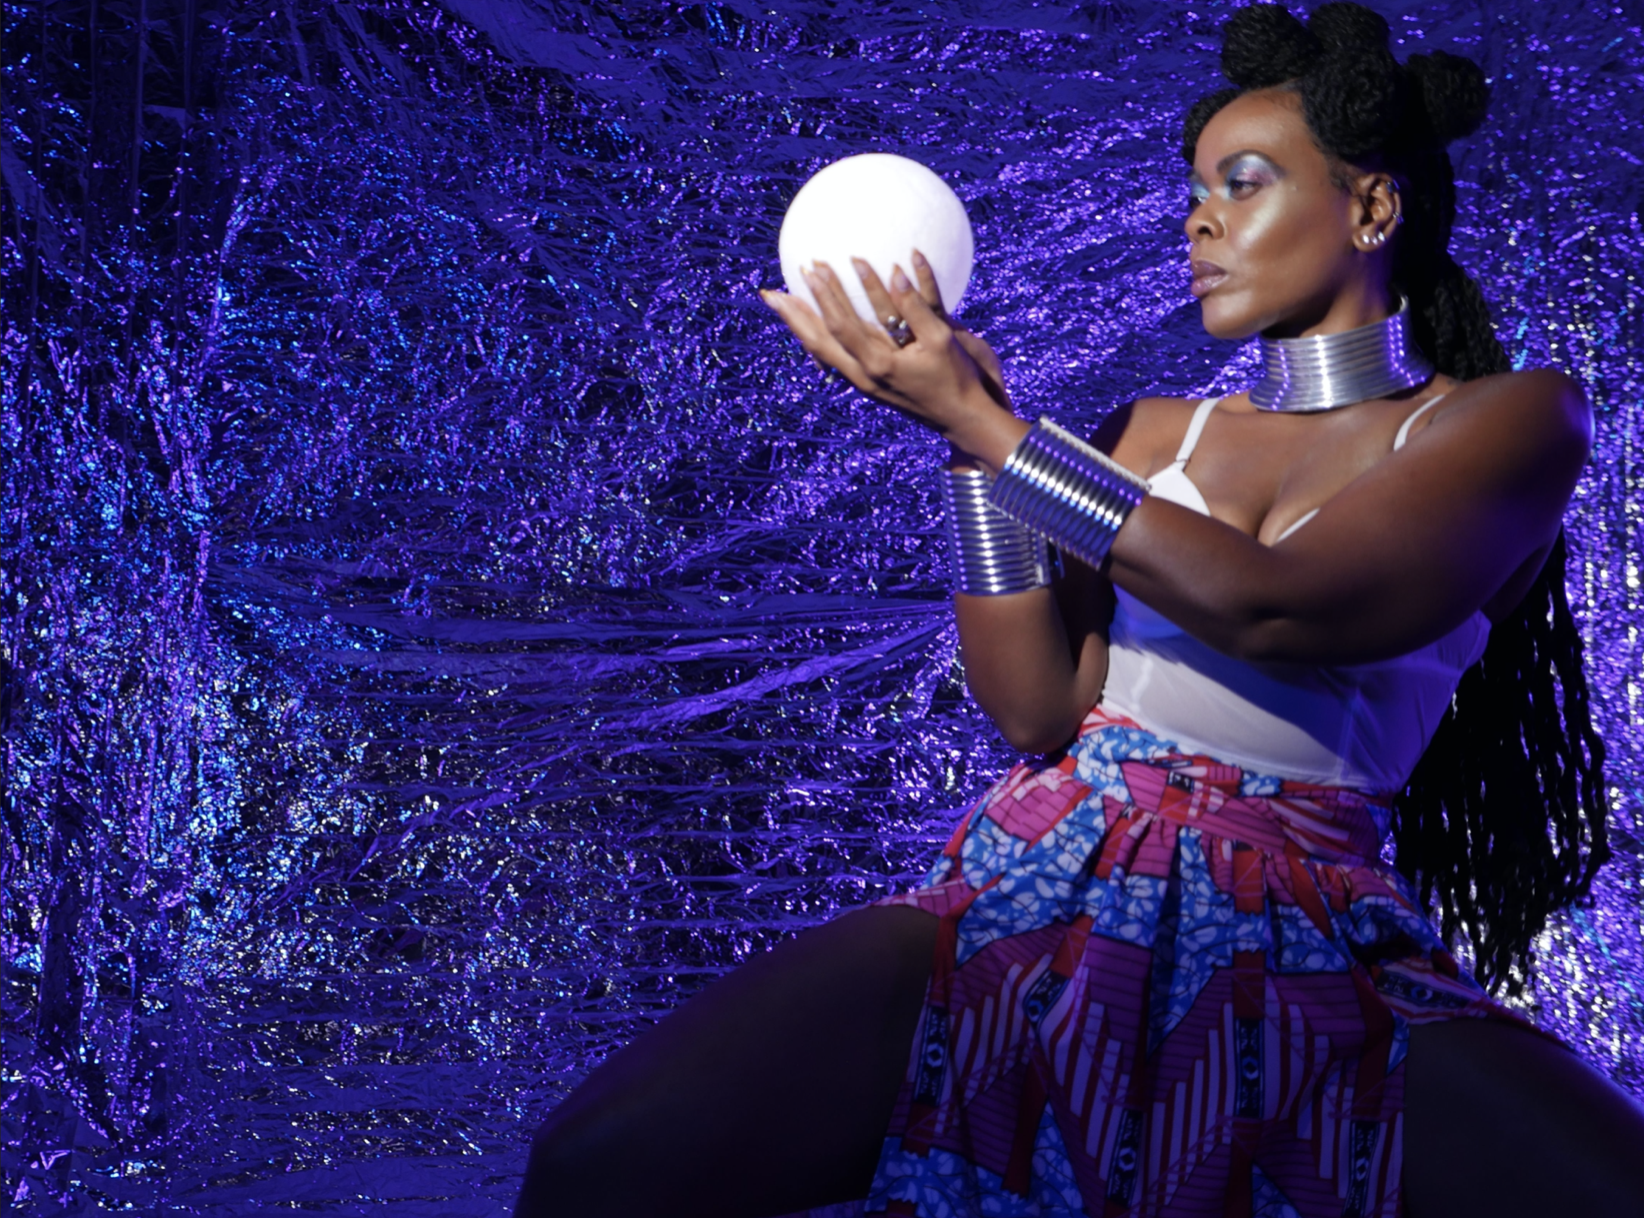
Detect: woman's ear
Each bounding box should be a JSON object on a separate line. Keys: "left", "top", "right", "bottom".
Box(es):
{"left": 1351, "top": 172, "right": 1403, "bottom": 250}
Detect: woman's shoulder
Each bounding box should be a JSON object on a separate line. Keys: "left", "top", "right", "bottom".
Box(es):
{"left": 1090, "top": 395, "right": 1213, "bottom": 478}
{"left": 1417, "top": 367, "right": 1589, "bottom": 449}
{"left": 1457, "top": 365, "right": 1584, "bottom": 407}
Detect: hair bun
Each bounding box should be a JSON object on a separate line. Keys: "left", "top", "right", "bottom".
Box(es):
{"left": 1407, "top": 50, "right": 1490, "bottom": 143}
{"left": 1301, "top": 48, "right": 1407, "bottom": 162}
{"left": 1220, "top": 4, "right": 1322, "bottom": 89}
{"left": 1305, "top": 3, "right": 1391, "bottom": 54}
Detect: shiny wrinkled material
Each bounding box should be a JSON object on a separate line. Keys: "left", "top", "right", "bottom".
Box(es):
{"left": 2, "top": 1, "right": 1639, "bottom": 1213}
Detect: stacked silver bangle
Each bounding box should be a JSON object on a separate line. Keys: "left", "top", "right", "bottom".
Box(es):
{"left": 940, "top": 468, "right": 1051, "bottom": 595}
{"left": 988, "top": 418, "right": 1150, "bottom": 568}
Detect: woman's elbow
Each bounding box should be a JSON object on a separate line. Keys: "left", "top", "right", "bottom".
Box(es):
{"left": 1221, "top": 611, "right": 1340, "bottom": 665}
{"left": 992, "top": 711, "right": 1081, "bottom": 755}
{"left": 1224, "top": 620, "right": 1288, "bottom": 663}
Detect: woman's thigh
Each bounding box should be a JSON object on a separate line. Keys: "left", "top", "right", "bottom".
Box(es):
{"left": 515, "top": 904, "right": 939, "bottom": 1218}
{"left": 1404, "top": 1016, "right": 1644, "bottom": 1218}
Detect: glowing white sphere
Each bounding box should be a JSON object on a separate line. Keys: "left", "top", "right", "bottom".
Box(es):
{"left": 778, "top": 153, "right": 974, "bottom": 324}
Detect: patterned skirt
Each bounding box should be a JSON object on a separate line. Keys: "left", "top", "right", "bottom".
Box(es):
{"left": 864, "top": 707, "right": 1529, "bottom": 1218}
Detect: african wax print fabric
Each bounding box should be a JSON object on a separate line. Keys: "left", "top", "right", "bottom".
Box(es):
{"left": 865, "top": 707, "right": 1529, "bottom": 1218}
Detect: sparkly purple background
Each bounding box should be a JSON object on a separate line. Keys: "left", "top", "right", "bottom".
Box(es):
{"left": 3, "top": 1, "right": 1641, "bottom": 1213}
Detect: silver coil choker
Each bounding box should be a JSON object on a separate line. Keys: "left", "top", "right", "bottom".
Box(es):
{"left": 989, "top": 419, "right": 1150, "bottom": 569}
{"left": 1249, "top": 298, "right": 1435, "bottom": 413}
{"left": 941, "top": 468, "right": 1051, "bottom": 595}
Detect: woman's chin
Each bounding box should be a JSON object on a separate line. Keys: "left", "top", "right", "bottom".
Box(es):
{"left": 1198, "top": 300, "right": 1260, "bottom": 342}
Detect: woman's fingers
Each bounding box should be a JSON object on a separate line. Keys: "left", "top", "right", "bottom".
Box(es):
{"left": 955, "top": 331, "right": 1003, "bottom": 383}
{"left": 760, "top": 289, "right": 872, "bottom": 381}
{"left": 954, "top": 331, "right": 1011, "bottom": 408}
{"left": 805, "top": 262, "right": 878, "bottom": 352}
{"left": 885, "top": 263, "right": 952, "bottom": 348}
{"left": 851, "top": 253, "right": 942, "bottom": 341}
{"left": 946, "top": 441, "right": 983, "bottom": 473}
{"left": 849, "top": 259, "right": 906, "bottom": 345}
{"left": 761, "top": 266, "right": 1005, "bottom": 450}
{"left": 767, "top": 254, "right": 950, "bottom": 358}
{"left": 899, "top": 250, "right": 1005, "bottom": 405}
{"left": 910, "top": 250, "right": 947, "bottom": 317}
{"left": 760, "top": 288, "right": 822, "bottom": 339}
{"left": 760, "top": 289, "right": 832, "bottom": 357}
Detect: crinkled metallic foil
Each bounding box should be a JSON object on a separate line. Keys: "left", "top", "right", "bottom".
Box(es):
{"left": 3, "top": 1, "right": 1640, "bottom": 1212}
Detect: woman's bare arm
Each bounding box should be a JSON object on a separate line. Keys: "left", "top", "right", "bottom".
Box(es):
{"left": 949, "top": 404, "right": 1149, "bottom": 753}
{"left": 955, "top": 559, "right": 1113, "bottom": 754}
{"left": 764, "top": 261, "right": 1590, "bottom": 702}
{"left": 1104, "top": 369, "right": 1591, "bottom": 663}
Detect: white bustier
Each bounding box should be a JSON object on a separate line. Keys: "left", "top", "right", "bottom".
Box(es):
{"left": 1099, "top": 397, "right": 1488, "bottom": 791}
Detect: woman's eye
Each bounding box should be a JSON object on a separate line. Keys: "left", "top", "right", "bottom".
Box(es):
{"left": 1187, "top": 175, "right": 1263, "bottom": 210}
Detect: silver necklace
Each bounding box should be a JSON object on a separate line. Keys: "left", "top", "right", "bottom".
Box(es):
{"left": 1248, "top": 298, "right": 1435, "bottom": 413}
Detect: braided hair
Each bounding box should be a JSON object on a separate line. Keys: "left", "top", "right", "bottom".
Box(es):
{"left": 1182, "top": 4, "right": 1609, "bottom": 994}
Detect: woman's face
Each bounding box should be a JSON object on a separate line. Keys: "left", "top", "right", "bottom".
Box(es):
{"left": 1185, "top": 89, "right": 1375, "bottom": 340}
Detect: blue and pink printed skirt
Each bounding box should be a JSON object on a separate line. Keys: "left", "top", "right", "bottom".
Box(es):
{"left": 865, "top": 707, "right": 1532, "bottom": 1218}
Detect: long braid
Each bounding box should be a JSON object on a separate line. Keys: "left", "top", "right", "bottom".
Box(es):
{"left": 1183, "top": 3, "right": 1609, "bottom": 993}
{"left": 1399, "top": 533, "right": 1608, "bottom": 991}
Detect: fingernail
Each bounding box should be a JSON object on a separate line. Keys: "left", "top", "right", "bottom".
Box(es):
{"left": 912, "top": 249, "right": 929, "bottom": 268}
{"left": 891, "top": 266, "right": 912, "bottom": 292}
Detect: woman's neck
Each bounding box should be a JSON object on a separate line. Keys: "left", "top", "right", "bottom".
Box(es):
{"left": 1248, "top": 294, "right": 1433, "bottom": 413}
{"left": 1263, "top": 279, "right": 1398, "bottom": 341}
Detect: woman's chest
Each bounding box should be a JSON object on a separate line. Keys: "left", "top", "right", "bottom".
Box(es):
{"left": 1171, "top": 405, "right": 1418, "bottom": 543}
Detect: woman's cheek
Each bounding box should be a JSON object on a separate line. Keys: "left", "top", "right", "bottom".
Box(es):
{"left": 1230, "top": 190, "right": 1301, "bottom": 258}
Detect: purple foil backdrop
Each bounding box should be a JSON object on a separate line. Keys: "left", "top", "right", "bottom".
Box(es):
{"left": 3, "top": 1, "right": 1641, "bottom": 1213}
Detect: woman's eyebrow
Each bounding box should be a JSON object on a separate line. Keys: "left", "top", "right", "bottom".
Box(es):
{"left": 1188, "top": 151, "right": 1283, "bottom": 188}
{"left": 1214, "top": 150, "right": 1283, "bottom": 176}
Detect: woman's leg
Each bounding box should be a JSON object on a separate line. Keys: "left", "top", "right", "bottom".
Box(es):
{"left": 1404, "top": 1017, "right": 1644, "bottom": 1217}
{"left": 514, "top": 904, "right": 939, "bottom": 1218}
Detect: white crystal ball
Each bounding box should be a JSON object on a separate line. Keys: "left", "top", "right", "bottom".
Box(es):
{"left": 778, "top": 153, "right": 974, "bottom": 325}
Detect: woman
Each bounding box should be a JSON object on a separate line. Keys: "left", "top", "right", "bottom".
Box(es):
{"left": 518, "top": 5, "right": 1644, "bottom": 1216}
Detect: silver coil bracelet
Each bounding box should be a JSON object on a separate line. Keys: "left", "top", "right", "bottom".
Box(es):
{"left": 940, "top": 467, "right": 1051, "bottom": 595}
{"left": 989, "top": 418, "right": 1150, "bottom": 568}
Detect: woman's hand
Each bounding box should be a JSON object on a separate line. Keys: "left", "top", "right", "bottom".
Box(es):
{"left": 759, "top": 251, "right": 1028, "bottom": 470}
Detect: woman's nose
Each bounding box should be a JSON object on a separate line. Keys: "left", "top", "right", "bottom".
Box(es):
{"left": 1184, "top": 205, "right": 1219, "bottom": 241}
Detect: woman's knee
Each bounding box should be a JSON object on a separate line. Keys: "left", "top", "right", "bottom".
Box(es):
{"left": 1404, "top": 1017, "right": 1644, "bottom": 1216}
{"left": 808, "top": 903, "right": 939, "bottom": 988}
{"left": 514, "top": 1107, "right": 610, "bottom": 1218}
{"left": 511, "top": 907, "right": 941, "bottom": 1217}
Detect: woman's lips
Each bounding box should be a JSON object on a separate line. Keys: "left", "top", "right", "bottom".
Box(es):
{"left": 1190, "top": 259, "right": 1228, "bottom": 297}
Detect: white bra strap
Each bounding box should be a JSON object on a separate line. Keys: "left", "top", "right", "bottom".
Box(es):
{"left": 1393, "top": 392, "right": 1449, "bottom": 451}
{"left": 1274, "top": 506, "right": 1319, "bottom": 543}
{"left": 1174, "top": 397, "right": 1221, "bottom": 464}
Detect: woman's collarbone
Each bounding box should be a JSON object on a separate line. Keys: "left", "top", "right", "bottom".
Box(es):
{"left": 1189, "top": 397, "right": 1436, "bottom": 540}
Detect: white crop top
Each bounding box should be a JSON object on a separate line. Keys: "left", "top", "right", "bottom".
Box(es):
{"left": 1101, "top": 395, "right": 1489, "bottom": 792}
